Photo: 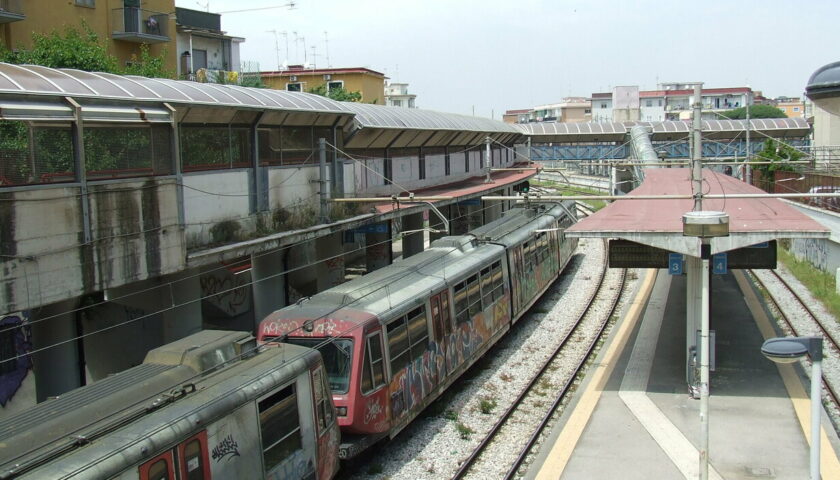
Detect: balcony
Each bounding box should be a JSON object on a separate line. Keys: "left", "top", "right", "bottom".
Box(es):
{"left": 0, "top": 0, "right": 25, "bottom": 23}
{"left": 111, "top": 8, "right": 169, "bottom": 44}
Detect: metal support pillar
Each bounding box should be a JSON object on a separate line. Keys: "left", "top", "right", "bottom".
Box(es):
{"left": 692, "top": 84, "right": 704, "bottom": 211}
{"left": 319, "top": 137, "right": 329, "bottom": 223}
{"left": 429, "top": 205, "right": 450, "bottom": 243}
{"left": 745, "top": 92, "right": 752, "bottom": 185}
{"left": 699, "top": 241, "right": 711, "bottom": 480}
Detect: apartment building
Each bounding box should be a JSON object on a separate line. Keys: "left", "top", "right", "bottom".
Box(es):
{"left": 261, "top": 65, "right": 386, "bottom": 104}
{"left": 0, "top": 0, "right": 177, "bottom": 73}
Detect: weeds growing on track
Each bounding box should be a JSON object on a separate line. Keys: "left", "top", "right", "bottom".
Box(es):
{"left": 778, "top": 246, "right": 840, "bottom": 323}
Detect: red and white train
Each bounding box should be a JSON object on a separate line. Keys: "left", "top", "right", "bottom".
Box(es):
{"left": 258, "top": 202, "right": 578, "bottom": 458}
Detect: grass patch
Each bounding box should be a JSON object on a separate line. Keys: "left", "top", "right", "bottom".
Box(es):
{"left": 778, "top": 247, "right": 840, "bottom": 322}
{"left": 455, "top": 422, "right": 474, "bottom": 439}
{"left": 443, "top": 409, "right": 458, "bottom": 421}
{"left": 479, "top": 398, "right": 498, "bottom": 414}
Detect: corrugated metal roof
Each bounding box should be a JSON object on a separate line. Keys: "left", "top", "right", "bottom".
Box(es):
{"left": 0, "top": 62, "right": 353, "bottom": 114}
{"left": 517, "top": 118, "right": 810, "bottom": 142}
{"left": 342, "top": 102, "right": 519, "bottom": 133}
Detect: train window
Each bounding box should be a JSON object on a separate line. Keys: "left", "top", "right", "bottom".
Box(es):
{"left": 258, "top": 385, "right": 303, "bottom": 473}
{"left": 387, "top": 318, "right": 410, "bottom": 373}
{"left": 407, "top": 307, "right": 429, "bottom": 359}
{"left": 286, "top": 337, "right": 352, "bottom": 394}
{"left": 177, "top": 432, "right": 209, "bottom": 480}
{"left": 312, "top": 366, "right": 335, "bottom": 433}
{"left": 362, "top": 332, "right": 386, "bottom": 393}
{"left": 139, "top": 452, "right": 174, "bottom": 480}
{"left": 430, "top": 296, "right": 445, "bottom": 343}
{"left": 440, "top": 292, "right": 451, "bottom": 330}
{"left": 467, "top": 275, "right": 481, "bottom": 317}
{"left": 453, "top": 281, "right": 469, "bottom": 324}
{"left": 491, "top": 261, "right": 505, "bottom": 301}
{"left": 480, "top": 266, "right": 493, "bottom": 309}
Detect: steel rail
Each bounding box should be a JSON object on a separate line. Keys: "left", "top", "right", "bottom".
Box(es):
{"left": 450, "top": 239, "right": 625, "bottom": 479}
{"left": 749, "top": 270, "right": 840, "bottom": 409}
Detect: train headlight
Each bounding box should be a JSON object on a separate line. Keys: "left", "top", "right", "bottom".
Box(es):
{"left": 336, "top": 406, "right": 347, "bottom": 416}
{"left": 303, "top": 319, "right": 314, "bottom": 332}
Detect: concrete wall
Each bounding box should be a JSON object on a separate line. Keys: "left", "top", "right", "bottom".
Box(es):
{"left": 183, "top": 171, "right": 252, "bottom": 248}
{"left": 787, "top": 201, "right": 840, "bottom": 274}
{"left": 1, "top": 179, "right": 184, "bottom": 315}
{"left": 426, "top": 153, "right": 446, "bottom": 179}
{"left": 814, "top": 105, "right": 840, "bottom": 148}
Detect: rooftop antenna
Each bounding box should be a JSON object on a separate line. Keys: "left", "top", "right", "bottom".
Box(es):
{"left": 196, "top": 0, "right": 210, "bottom": 12}
{"left": 324, "top": 31, "right": 331, "bottom": 67}
{"left": 217, "top": 2, "right": 297, "bottom": 14}
{"left": 310, "top": 45, "right": 317, "bottom": 69}
{"left": 267, "top": 30, "right": 282, "bottom": 70}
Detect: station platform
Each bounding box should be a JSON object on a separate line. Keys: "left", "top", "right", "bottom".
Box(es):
{"left": 527, "top": 268, "right": 840, "bottom": 480}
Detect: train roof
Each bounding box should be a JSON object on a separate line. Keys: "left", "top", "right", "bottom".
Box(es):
{"left": 269, "top": 236, "right": 505, "bottom": 329}
{"left": 0, "top": 330, "right": 318, "bottom": 477}
{"left": 469, "top": 202, "right": 576, "bottom": 247}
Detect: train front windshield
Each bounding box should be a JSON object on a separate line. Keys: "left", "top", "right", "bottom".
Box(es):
{"left": 287, "top": 337, "right": 353, "bottom": 394}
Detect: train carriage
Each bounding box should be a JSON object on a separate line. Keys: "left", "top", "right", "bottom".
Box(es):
{"left": 0, "top": 331, "right": 339, "bottom": 480}
{"left": 258, "top": 201, "right": 577, "bottom": 459}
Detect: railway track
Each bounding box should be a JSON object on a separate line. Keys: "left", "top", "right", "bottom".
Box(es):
{"left": 451, "top": 241, "right": 627, "bottom": 480}
{"left": 749, "top": 269, "right": 840, "bottom": 412}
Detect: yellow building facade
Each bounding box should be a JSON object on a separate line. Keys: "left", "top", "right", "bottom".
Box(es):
{"left": 0, "top": 0, "right": 177, "bottom": 74}
{"left": 261, "top": 66, "right": 386, "bottom": 105}
{"left": 776, "top": 99, "right": 805, "bottom": 118}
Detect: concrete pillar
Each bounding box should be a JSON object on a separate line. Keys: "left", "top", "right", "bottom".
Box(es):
{"left": 365, "top": 221, "right": 392, "bottom": 273}
{"left": 686, "top": 255, "right": 702, "bottom": 386}
{"left": 484, "top": 190, "right": 504, "bottom": 223}
{"left": 161, "top": 269, "right": 202, "bottom": 343}
{"left": 286, "top": 241, "right": 318, "bottom": 302}
{"left": 402, "top": 211, "right": 424, "bottom": 258}
{"left": 450, "top": 202, "right": 470, "bottom": 235}
{"left": 467, "top": 203, "right": 484, "bottom": 231}
{"left": 252, "top": 248, "right": 287, "bottom": 328}
{"left": 429, "top": 205, "right": 449, "bottom": 243}
{"left": 30, "top": 299, "right": 82, "bottom": 402}
{"left": 315, "top": 232, "right": 345, "bottom": 291}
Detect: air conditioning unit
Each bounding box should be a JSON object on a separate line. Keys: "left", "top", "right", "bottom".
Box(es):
{"left": 290, "top": 75, "right": 297, "bottom": 81}
{"left": 323, "top": 74, "right": 331, "bottom": 80}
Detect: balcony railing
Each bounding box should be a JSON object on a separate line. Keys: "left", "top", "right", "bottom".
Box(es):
{"left": 111, "top": 8, "right": 169, "bottom": 43}
{"left": 0, "top": 0, "right": 25, "bottom": 23}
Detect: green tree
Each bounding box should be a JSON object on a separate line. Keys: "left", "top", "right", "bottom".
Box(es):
{"left": 716, "top": 104, "right": 787, "bottom": 120}
{"left": 307, "top": 83, "right": 362, "bottom": 102}
{"left": 753, "top": 138, "right": 800, "bottom": 180}
{"left": 0, "top": 23, "right": 171, "bottom": 78}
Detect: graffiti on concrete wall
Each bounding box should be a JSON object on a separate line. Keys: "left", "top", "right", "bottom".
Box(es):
{"left": 0, "top": 312, "right": 32, "bottom": 407}
{"left": 200, "top": 270, "right": 251, "bottom": 317}
{"left": 793, "top": 238, "right": 830, "bottom": 272}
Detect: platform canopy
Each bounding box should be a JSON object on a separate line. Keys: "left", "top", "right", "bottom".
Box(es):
{"left": 565, "top": 168, "right": 830, "bottom": 257}
{"left": 517, "top": 118, "right": 811, "bottom": 144}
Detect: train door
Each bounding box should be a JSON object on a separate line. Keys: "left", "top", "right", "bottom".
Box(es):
{"left": 429, "top": 290, "right": 451, "bottom": 381}
{"left": 312, "top": 365, "right": 339, "bottom": 480}
{"left": 138, "top": 432, "right": 209, "bottom": 480}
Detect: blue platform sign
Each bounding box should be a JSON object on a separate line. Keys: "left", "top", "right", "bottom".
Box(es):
{"left": 459, "top": 198, "right": 481, "bottom": 206}
{"left": 712, "top": 253, "right": 728, "bottom": 274}
{"left": 668, "top": 253, "right": 683, "bottom": 275}
{"left": 354, "top": 223, "right": 388, "bottom": 234}
{"left": 748, "top": 242, "right": 769, "bottom": 248}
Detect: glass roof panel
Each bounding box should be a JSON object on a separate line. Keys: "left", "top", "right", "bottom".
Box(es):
{"left": 60, "top": 69, "right": 135, "bottom": 97}
{"left": 22, "top": 65, "right": 96, "bottom": 95}
{"left": 0, "top": 64, "right": 60, "bottom": 92}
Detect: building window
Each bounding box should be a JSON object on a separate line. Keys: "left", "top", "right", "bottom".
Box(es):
{"left": 392, "top": 99, "right": 402, "bottom": 107}
{"left": 793, "top": 107, "right": 800, "bottom": 112}
{"left": 327, "top": 81, "right": 344, "bottom": 91}
{"left": 645, "top": 100, "right": 652, "bottom": 107}
{"left": 600, "top": 103, "right": 607, "bottom": 109}
{"left": 75, "top": 0, "right": 95, "bottom": 6}
{"left": 287, "top": 83, "right": 302, "bottom": 92}
{"left": 658, "top": 100, "right": 662, "bottom": 106}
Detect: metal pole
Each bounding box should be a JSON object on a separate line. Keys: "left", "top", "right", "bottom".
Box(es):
{"left": 692, "top": 83, "right": 703, "bottom": 211}
{"left": 699, "top": 239, "right": 711, "bottom": 480}
{"left": 745, "top": 91, "right": 752, "bottom": 185}
{"left": 484, "top": 136, "right": 492, "bottom": 183}
{"left": 810, "top": 338, "right": 823, "bottom": 480}
{"left": 319, "top": 137, "right": 328, "bottom": 223}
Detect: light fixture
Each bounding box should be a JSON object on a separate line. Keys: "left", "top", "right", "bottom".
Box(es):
{"left": 682, "top": 211, "right": 729, "bottom": 238}
{"left": 761, "top": 336, "right": 823, "bottom": 480}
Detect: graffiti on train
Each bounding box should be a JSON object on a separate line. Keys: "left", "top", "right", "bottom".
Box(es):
{"left": 389, "top": 341, "right": 446, "bottom": 420}
{"left": 211, "top": 434, "right": 240, "bottom": 462}
{"left": 261, "top": 317, "right": 340, "bottom": 337}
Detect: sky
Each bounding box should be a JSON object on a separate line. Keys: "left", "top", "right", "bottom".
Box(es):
{"left": 175, "top": 0, "right": 839, "bottom": 119}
